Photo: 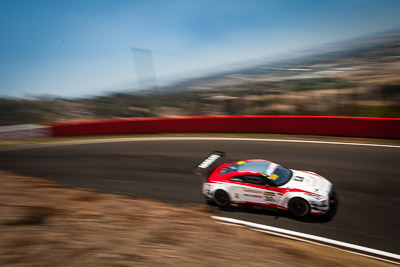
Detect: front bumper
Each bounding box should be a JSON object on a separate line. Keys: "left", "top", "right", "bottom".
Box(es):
{"left": 310, "top": 188, "right": 338, "bottom": 215}
{"left": 328, "top": 189, "right": 338, "bottom": 213}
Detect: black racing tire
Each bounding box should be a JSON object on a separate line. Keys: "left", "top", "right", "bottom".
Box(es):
{"left": 205, "top": 197, "right": 216, "bottom": 206}
{"left": 213, "top": 190, "right": 230, "bottom": 208}
{"left": 289, "top": 197, "right": 310, "bottom": 217}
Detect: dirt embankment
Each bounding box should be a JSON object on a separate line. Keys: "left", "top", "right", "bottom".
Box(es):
{"left": 0, "top": 171, "right": 394, "bottom": 266}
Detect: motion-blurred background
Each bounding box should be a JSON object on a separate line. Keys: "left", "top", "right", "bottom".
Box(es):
{"left": 1, "top": 0, "right": 400, "bottom": 125}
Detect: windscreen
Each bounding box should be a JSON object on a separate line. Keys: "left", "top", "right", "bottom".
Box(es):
{"left": 270, "top": 165, "right": 293, "bottom": 186}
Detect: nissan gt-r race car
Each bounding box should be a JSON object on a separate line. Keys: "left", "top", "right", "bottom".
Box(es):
{"left": 195, "top": 151, "right": 337, "bottom": 218}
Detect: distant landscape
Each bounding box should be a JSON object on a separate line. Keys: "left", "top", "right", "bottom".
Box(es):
{"left": 1, "top": 30, "right": 400, "bottom": 126}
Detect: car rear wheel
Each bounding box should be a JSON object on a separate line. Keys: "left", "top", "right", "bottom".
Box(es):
{"left": 289, "top": 197, "right": 310, "bottom": 217}
{"left": 204, "top": 197, "right": 215, "bottom": 206}
{"left": 213, "top": 190, "right": 230, "bottom": 208}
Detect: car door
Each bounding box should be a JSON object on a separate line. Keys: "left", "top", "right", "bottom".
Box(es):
{"left": 229, "top": 175, "right": 263, "bottom": 203}
{"left": 230, "top": 175, "right": 266, "bottom": 205}
{"left": 241, "top": 175, "right": 283, "bottom": 207}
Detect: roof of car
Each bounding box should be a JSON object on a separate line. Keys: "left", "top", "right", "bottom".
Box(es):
{"left": 235, "top": 160, "right": 270, "bottom": 173}
{"left": 219, "top": 159, "right": 278, "bottom": 176}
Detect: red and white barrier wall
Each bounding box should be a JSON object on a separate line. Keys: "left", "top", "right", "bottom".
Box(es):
{"left": 45, "top": 116, "right": 400, "bottom": 139}
{"left": 0, "top": 124, "right": 52, "bottom": 140}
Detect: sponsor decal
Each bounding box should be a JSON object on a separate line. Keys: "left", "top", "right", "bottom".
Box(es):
{"left": 237, "top": 161, "right": 246, "bottom": 165}
{"left": 263, "top": 192, "right": 276, "bottom": 202}
{"left": 198, "top": 154, "right": 220, "bottom": 169}
{"left": 265, "top": 162, "right": 278, "bottom": 176}
{"left": 294, "top": 176, "right": 304, "bottom": 182}
{"left": 264, "top": 196, "right": 276, "bottom": 202}
{"left": 269, "top": 173, "right": 279, "bottom": 180}
{"left": 243, "top": 189, "right": 262, "bottom": 194}
{"left": 234, "top": 193, "right": 239, "bottom": 199}
{"left": 264, "top": 192, "right": 275, "bottom": 196}
{"left": 244, "top": 194, "right": 263, "bottom": 199}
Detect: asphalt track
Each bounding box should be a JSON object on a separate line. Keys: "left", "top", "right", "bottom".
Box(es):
{"left": 0, "top": 138, "right": 399, "bottom": 255}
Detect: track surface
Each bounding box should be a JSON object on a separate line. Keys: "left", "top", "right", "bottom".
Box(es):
{"left": 0, "top": 139, "right": 399, "bottom": 254}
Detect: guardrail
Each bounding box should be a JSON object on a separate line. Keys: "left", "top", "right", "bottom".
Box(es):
{"left": 45, "top": 116, "right": 400, "bottom": 139}
{"left": 0, "top": 124, "right": 52, "bottom": 141}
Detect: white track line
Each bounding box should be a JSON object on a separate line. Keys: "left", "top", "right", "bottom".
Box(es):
{"left": 1, "top": 137, "right": 399, "bottom": 152}
{"left": 212, "top": 216, "right": 400, "bottom": 264}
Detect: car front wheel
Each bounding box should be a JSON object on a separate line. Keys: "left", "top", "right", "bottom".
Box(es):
{"left": 289, "top": 197, "right": 310, "bottom": 217}
{"left": 213, "top": 190, "right": 230, "bottom": 208}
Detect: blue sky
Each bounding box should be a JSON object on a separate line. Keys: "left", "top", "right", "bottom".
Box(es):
{"left": 1, "top": 0, "right": 400, "bottom": 98}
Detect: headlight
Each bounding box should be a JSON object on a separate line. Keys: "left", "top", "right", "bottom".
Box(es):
{"left": 304, "top": 192, "right": 325, "bottom": 201}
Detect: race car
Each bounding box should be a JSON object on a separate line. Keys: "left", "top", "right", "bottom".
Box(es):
{"left": 195, "top": 151, "right": 337, "bottom": 217}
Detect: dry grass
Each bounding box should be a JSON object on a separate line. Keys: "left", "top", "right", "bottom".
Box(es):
{"left": 0, "top": 170, "right": 395, "bottom": 266}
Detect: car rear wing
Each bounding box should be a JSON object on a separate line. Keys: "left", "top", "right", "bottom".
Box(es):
{"left": 193, "top": 151, "right": 226, "bottom": 176}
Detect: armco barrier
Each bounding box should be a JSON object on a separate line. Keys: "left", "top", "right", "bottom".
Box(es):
{"left": 46, "top": 116, "right": 400, "bottom": 139}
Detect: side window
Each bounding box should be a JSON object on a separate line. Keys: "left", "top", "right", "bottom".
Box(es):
{"left": 230, "top": 176, "right": 244, "bottom": 183}
{"left": 242, "top": 175, "right": 266, "bottom": 185}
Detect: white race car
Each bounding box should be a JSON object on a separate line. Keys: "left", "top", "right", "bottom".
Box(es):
{"left": 196, "top": 151, "right": 337, "bottom": 217}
